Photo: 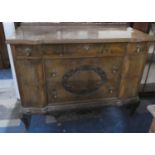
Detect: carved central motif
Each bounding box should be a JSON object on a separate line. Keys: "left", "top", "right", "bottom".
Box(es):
{"left": 62, "top": 65, "right": 107, "bottom": 95}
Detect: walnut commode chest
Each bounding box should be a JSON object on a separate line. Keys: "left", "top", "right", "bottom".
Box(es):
{"left": 7, "top": 24, "right": 155, "bottom": 128}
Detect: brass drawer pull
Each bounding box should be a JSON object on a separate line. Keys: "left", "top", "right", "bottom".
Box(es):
{"left": 100, "top": 46, "right": 110, "bottom": 54}
{"left": 136, "top": 44, "right": 142, "bottom": 53}
{"left": 52, "top": 89, "right": 57, "bottom": 99}
{"left": 109, "top": 87, "right": 114, "bottom": 94}
{"left": 112, "top": 65, "right": 119, "bottom": 74}
{"left": 24, "top": 47, "right": 32, "bottom": 56}
{"left": 50, "top": 71, "right": 57, "bottom": 77}
{"left": 136, "top": 47, "right": 141, "bottom": 53}
{"left": 104, "top": 48, "right": 110, "bottom": 53}
{"left": 83, "top": 45, "right": 90, "bottom": 50}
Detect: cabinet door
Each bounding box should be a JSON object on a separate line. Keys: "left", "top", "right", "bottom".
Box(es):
{"left": 16, "top": 59, "right": 46, "bottom": 108}
{"left": 45, "top": 57, "right": 123, "bottom": 104}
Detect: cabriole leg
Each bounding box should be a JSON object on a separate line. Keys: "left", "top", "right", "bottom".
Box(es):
{"left": 21, "top": 114, "right": 31, "bottom": 129}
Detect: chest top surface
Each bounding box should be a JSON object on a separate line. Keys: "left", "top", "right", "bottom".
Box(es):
{"left": 6, "top": 24, "right": 155, "bottom": 44}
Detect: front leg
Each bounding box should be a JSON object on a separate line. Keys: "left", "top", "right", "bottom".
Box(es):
{"left": 21, "top": 114, "right": 31, "bottom": 129}
{"left": 125, "top": 100, "right": 141, "bottom": 115}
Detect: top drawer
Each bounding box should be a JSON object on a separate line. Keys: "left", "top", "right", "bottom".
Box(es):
{"left": 42, "top": 43, "right": 126, "bottom": 58}
{"left": 15, "top": 45, "right": 42, "bottom": 57}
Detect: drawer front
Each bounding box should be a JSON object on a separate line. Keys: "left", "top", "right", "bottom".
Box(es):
{"left": 42, "top": 43, "right": 126, "bottom": 58}
{"left": 41, "top": 44, "right": 63, "bottom": 57}
{"left": 15, "top": 45, "right": 42, "bottom": 57}
{"left": 127, "top": 43, "right": 147, "bottom": 55}
{"left": 45, "top": 57, "right": 123, "bottom": 104}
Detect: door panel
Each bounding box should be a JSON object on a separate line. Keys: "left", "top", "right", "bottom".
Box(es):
{"left": 45, "top": 57, "right": 123, "bottom": 104}
{"left": 16, "top": 59, "right": 46, "bottom": 107}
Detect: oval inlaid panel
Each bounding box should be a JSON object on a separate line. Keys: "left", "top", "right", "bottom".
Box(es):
{"left": 62, "top": 65, "right": 107, "bottom": 95}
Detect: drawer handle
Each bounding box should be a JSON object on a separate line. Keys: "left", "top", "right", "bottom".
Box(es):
{"left": 52, "top": 89, "right": 57, "bottom": 99}
{"left": 109, "top": 87, "right": 114, "bottom": 94}
{"left": 100, "top": 47, "right": 110, "bottom": 54}
{"left": 50, "top": 71, "right": 57, "bottom": 77}
{"left": 105, "top": 48, "right": 110, "bottom": 53}
{"left": 24, "top": 48, "right": 32, "bottom": 56}
{"left": 83, "top": 45, "right": 90, "bottom": 50}
{"left": 136, "top": 45, "right": 142, "bottom": 53}
{"left": 112, "top": 65, "right": 119, "bottom": 74}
